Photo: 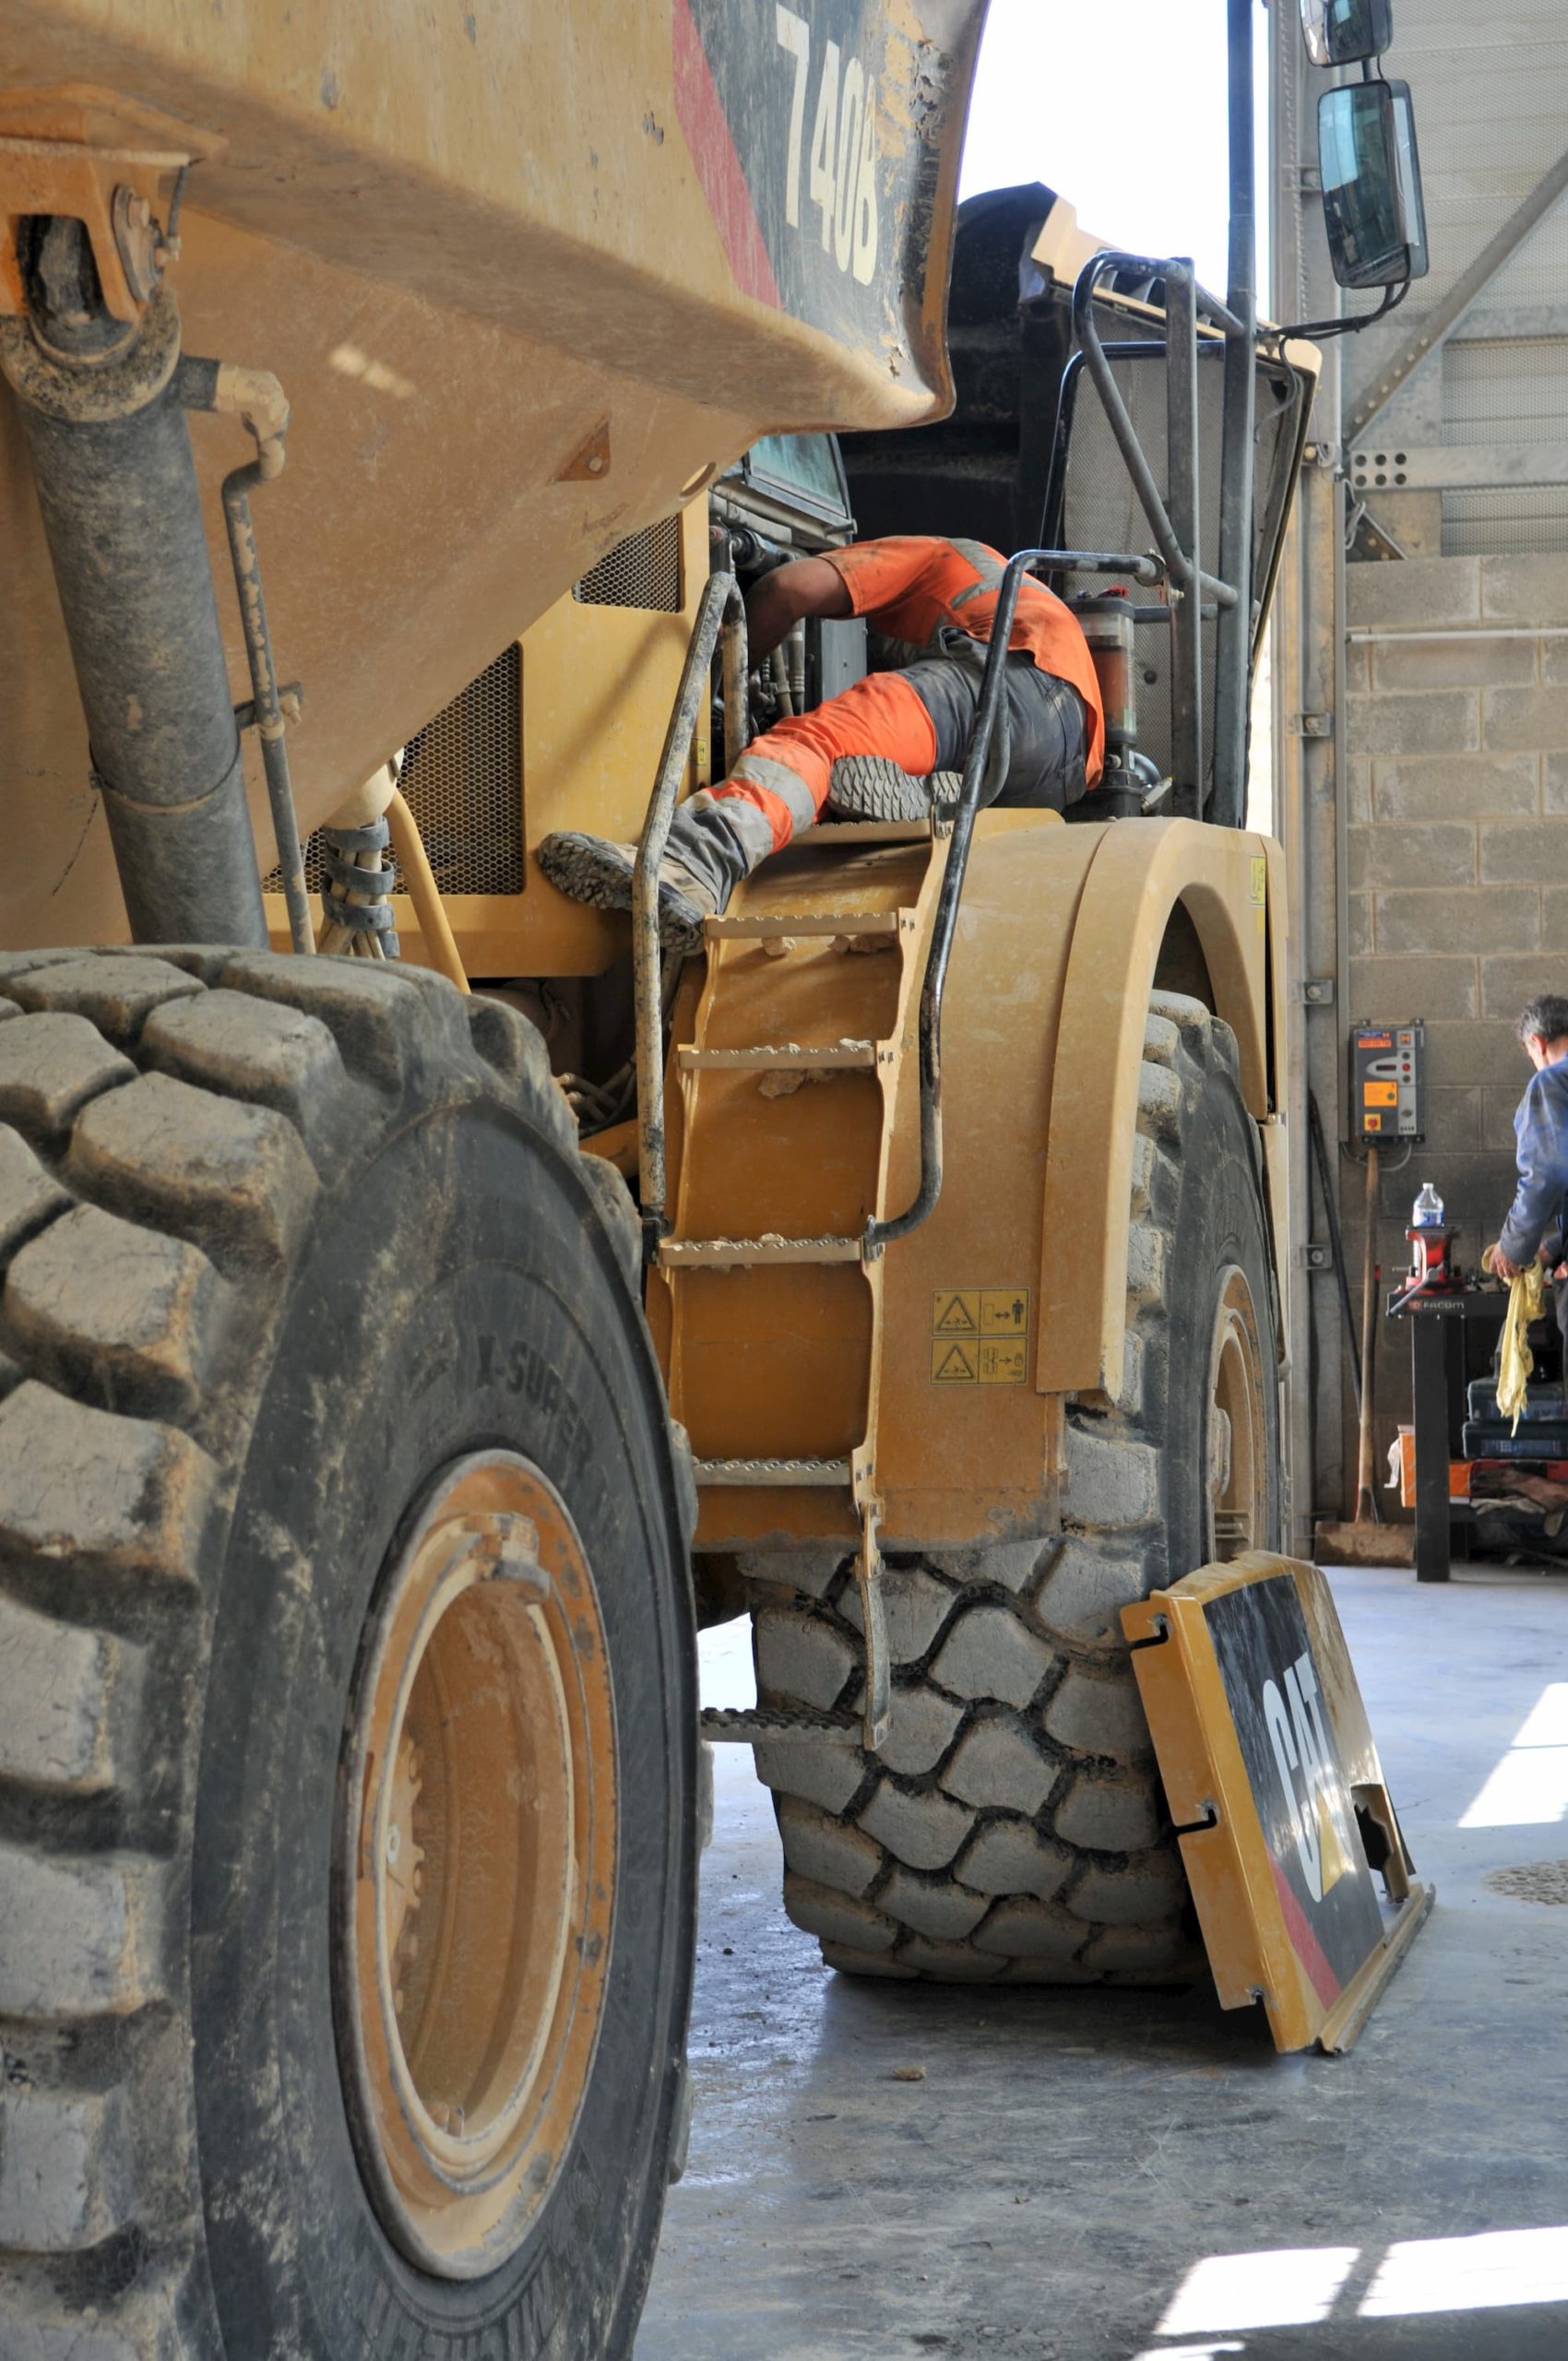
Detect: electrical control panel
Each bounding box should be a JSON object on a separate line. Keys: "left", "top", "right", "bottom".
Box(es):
{"left": 1351, "top": 1021, "right": 1424, "bottom": 1144}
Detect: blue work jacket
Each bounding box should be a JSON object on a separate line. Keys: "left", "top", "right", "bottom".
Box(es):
{"left": 1500, "top": 1054, "right": 1568, "bottom": 1266}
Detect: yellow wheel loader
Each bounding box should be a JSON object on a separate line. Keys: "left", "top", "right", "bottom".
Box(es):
{"left": 0, "top": 1, "right": 1430, "bottom": 2352}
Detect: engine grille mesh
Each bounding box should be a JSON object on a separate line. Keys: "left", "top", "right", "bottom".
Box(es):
{"left": 269, "top": 644, "right": 523, "bottom": 900}
{"left": 573, "top": 516, "right": 683, "bottom": 611}
{"left": 398, "top": 644, "right": 523, "bottom": 895}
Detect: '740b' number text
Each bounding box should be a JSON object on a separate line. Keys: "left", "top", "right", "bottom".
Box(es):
{"left": 775, "top": 5, "right": 879, "bottom": 285}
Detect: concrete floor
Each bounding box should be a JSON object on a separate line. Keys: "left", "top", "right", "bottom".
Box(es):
{"left": 637, "top": 1564, "right": 1568, "bottom": 2360}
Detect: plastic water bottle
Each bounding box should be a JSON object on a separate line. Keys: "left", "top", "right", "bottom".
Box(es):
{"left": 1412, "top": 1181, "right": 1444, "bottom": 1228}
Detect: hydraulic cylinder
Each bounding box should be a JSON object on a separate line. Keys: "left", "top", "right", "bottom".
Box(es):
{"left": 0, "top": 244, "right": 267, "bottom": 946}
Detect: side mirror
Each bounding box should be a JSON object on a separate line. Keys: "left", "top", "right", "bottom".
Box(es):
{"left": 1300, "top": 0, "right": 1393, "bottom": 65}
{"left": 1318, "top": 78, "right": 1430, "bottom": 289}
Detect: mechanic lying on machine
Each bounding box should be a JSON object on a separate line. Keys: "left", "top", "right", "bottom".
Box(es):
{"left": 1484, "top": 991, "right": 1568, "bottom": 1360}
{"left": 540, "top": 535, "right": 1105, "bottom": 953}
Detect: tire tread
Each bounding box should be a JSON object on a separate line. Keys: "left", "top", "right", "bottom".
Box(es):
{"left": 751, "top": 1003, "right": 1266, "bottom": 1984}
{"left": 0, "top": 948, "right": 646, "bottom": 2355}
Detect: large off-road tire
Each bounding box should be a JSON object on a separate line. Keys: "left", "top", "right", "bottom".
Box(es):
{"left": 749, "top": 993, "right": 1280, "bottom": 1983}
{"left": 0, "top": 947, "right": 696, "bottom": 2357}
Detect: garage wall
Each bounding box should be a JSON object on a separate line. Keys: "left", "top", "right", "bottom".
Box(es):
{"left": 1271, "top": 1, "right": 1568, "bottom": 1526}
{"left": 1340, "top": 550, "right": 1568, "bottom": 1494}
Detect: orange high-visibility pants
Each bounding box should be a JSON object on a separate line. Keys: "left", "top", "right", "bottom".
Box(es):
{"left": 698, "top": 670, "right": 937, "bottom": 871}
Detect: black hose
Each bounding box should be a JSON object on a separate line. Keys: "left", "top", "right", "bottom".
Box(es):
{"left": 1310, "top": 1089, "right": 1383, "bottom": 1519}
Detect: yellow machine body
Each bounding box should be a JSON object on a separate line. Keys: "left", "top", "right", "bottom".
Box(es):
{"left": 0, "top": 0, "right": 983, "bottom": 954}
{"left": 259, "top": 500, "right": 721, "bottom": 978}
{"left": 1, "top": 0, "right": 1299, "bottom": 1604}
{"left": 649, "top": 811, "right": 1289, "bottom": 1555}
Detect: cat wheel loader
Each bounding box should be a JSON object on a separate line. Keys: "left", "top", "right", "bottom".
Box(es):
{"left": 0, "top": 0, "right": 1428, "bottom": 2351}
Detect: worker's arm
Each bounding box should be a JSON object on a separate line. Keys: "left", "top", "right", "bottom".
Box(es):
{"left": 1496, "top": 1074, "right": 1568, "bottom": 1272}
{"left": 745, "top": 557, "right": 852, "bottom": 664}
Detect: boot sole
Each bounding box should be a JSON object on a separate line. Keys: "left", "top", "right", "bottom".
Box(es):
{"left": 825, "top": 759, "right": 963, "bottom": 824}
{"left": 538, "top": 834, "right": 707, "bottom": 955}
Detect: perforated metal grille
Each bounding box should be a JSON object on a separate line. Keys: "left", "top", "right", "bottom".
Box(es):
{"left": 1484, "top": 186, "right": 1568, "bottom": 311}
{"left": 399, "top": 644, "right": 522, "bottom": 894}
{"left": 1340, "top": 5, "right": 1568, "bottom": 422}
{"left": 1437, "top": 333, "right": 1568, "bottom": 554}
{"left": 573, "top": 516, "right": 682, "bottom": 611}
{"left": 1444, "top": 338, "right": 1568, "bottom": 445}
{"left": 1443, "top": 487, "right": 1568, "bottom": 558}
{"left": 267, "top": 644, "right": 523, "bottom": 899}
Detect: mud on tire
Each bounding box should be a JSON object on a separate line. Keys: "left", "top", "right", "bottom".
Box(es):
{"left": 748, "top": 993, "right": 1281, "bottom": 1984}
{"left": 0, "top": 947, "right": 696, "bottom": 2358}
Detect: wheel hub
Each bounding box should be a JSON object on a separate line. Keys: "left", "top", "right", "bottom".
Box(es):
{"left": 338, "top": 1451, "right": 616, "bottom": 2278}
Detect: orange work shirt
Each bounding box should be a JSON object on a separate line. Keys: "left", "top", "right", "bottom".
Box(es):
{"left": 824, "top": 535, "right": 1105, "bottom": 787}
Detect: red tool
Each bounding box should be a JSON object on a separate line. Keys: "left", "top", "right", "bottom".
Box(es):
{"left": 1387, "top": 1222, "right": 1465, "bottom": 1314}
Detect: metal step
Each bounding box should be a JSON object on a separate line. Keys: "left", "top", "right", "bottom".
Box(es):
{"left": 702, "top": 910, "right": 906, "bottom": 940}
{"left": 675, "top": 1040, "right": 884, "bottom": 1072}
{"left": 694, "top": 1455, "right": 853, "bottom": 1487}
{"left": 659, "top": 1234, "right": 863, "bottom": 1268}
{"left": 701, "top": 1703, "right": 860, "bottom": 1745}
{"left": 807, "top": 819, "right": 940, "bottom": 844}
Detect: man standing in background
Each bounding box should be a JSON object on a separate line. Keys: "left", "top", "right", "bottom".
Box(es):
{"left": 1485, "top": 994, "right": 1568, "bottom": 1360}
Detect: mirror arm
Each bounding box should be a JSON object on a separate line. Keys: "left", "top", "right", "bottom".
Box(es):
{"left": 1277, "top": 275, "right": 1411, "bottom": 345}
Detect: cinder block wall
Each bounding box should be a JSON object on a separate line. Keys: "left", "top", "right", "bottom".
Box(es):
{"left": 1338, "top": 552, "right": 1568, "bottom": 1510}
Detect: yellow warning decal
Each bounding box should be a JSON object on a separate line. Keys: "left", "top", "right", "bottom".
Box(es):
{"left": 1250, "top": 853, "right": 1267, "bottom": 906}
{"left": 930, "top": 1290, "right": 1029, "bottom": 1382}
{"left": 932, "top": 1290, "right": 979, "bottom": 1335}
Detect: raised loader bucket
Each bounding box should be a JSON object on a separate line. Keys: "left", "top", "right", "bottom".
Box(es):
{"left": 0, "top": 0, "right": 987, "bottom": 943}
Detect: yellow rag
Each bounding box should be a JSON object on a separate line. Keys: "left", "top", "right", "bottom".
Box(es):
{"left": 1494, "top": 1253, "right": 1548, "bottom": 1432}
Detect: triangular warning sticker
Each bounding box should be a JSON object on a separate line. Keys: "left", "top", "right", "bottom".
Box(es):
{"left": 933, "top": 1342, "right": 977, "bottom": 1382}
{"left": 934, "top": 1294, "right": 978, "bottom": 1334}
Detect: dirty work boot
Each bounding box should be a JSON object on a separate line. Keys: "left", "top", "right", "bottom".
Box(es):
{"left": 825, "top": 756, "right": 963, "bottom": 823}
{"left": 537, "top": 832, "right": 720, "bottom": 956}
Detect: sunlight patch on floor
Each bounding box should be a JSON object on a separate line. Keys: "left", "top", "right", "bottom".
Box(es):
{"left": 1459, "top": 1682, "right": 1568, "bottom": 1827}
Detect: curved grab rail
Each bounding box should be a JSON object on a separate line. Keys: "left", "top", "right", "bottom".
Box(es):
{"left": 867, "top": 547, "right": 1065, "bottom": 1256}
{"left": 636, "top": 570, "right": 748, "bottom": 1255}
{"left": 1070, "top": 251, "right": 1240, "bottom": 615}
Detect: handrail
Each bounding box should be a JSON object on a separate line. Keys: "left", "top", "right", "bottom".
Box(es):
{"left": 1071, "top": 246, "right": 1259, "bottom": 821}
{"left": 1020, "top": 549, "right": 1163, "bottom": 586}
{"left": 635, "top": 569, "right": 748, "bottom": 1260}
{"left": 865, "top": 546, "right": 1059, "bottom": 1258}
{"left": 1070, "top": 251, "right": 1240, "bottom": 616}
